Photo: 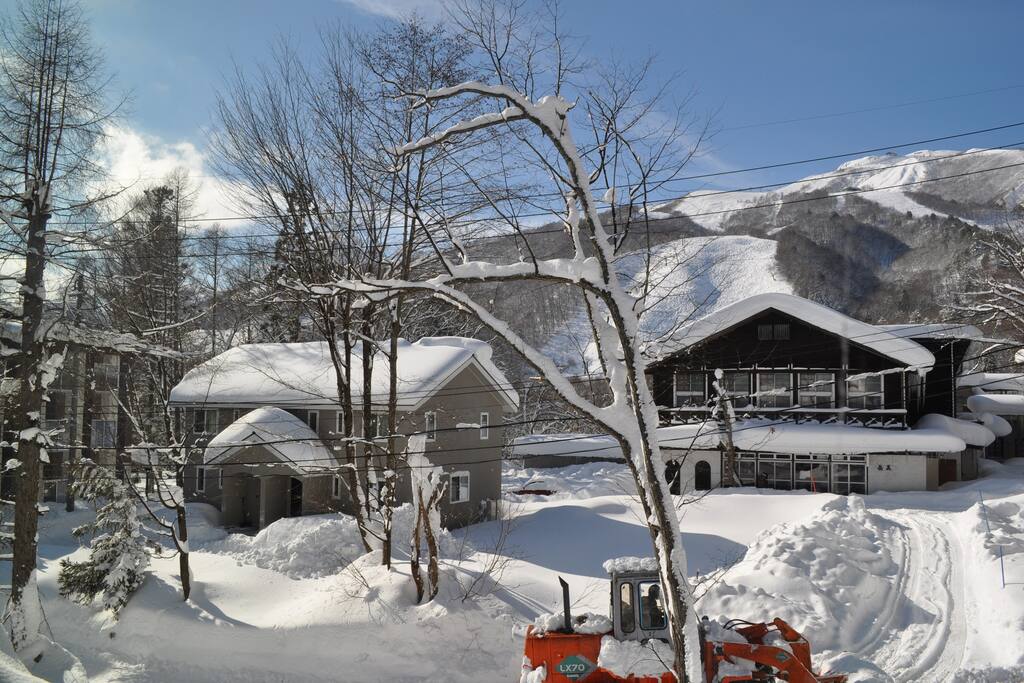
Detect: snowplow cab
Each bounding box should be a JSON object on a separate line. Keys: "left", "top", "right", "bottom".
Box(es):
{"left": 604, "top": 557, "right": 671, "bottom": 644}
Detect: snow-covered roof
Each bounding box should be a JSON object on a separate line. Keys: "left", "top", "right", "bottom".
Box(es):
{"left": 169, "top": 336, "right": 518, "bottom": 411}
{"left": 958, "top": 372, "right": 1024, "bottom": 393}
{"left": 915, "top": 413, "right": 995, "bottom": 448}
{"left": 204, "top": 407, "right": 337, "bottom": 472}
{"left": 602, "top": 556, "right": 659, "bottom": 574}
{"left": 967, "top": 393, "right": 1024, "bottom": 417}
{"left": 878, "top": 323, "right": 984, "bottom": 340}
{"left": 512, "top": 418, "right": 965, "bottom": 459}
{"left": 654, "top": 293, "right": 935, "bottom": 371}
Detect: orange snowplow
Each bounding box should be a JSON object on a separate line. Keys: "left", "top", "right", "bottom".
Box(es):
{"left": 521, "top": 566, "right": 846, "bottom": 683}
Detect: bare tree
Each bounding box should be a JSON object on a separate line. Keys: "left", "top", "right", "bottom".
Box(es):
{"left": 307, "top": 2, "right": 708, "bottom": 677}
{"left": 963, "top": 212, "right": 1024, "bottom": 340}
{"left": 0, "top": 0, "right": 118, "bottom": 651}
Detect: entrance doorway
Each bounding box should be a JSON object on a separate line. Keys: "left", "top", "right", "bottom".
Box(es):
{"left": 289, "top": 477, "right": 303, "bottom": 517}
{"left": 938, "top": 459, "right": 958, "bottom": 487}
{"left": 665, "top": 461, "right": 681, "bottom": 495}
{"left": 694, "top": 460, "right": 711, "bottom": 490}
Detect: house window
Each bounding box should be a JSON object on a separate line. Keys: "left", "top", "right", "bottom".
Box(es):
{"left": 91, "top": 420, "right": 116, "bottom": 449}
{"left": 332, "top": 474, "right": 342, "bottom": 499}
{"left": 673, "top": 372, "right": 706, "bottom": 407}
{"left": 196, "top": 466, "right": 206, "bottom": 493}
{"left": 737, "top": 455, "right": 757, "bottom": 485}
{"left": 45, "top": 390, "right": 68, "bottom": 420}
{"left": 424, "top": 412, "right": 437, "bottom": 442}
{"left": 757, "top": 323, "right": 790, "bottom": 341}
{"left": 307, "top": 410, "right": 319, "bottom": 433}
{"left": 831, "top": 462, "right": 867, "bottom": 495}
{"left": 218, "top": 468, "right": 223, "bottom": 489}
{"left": 756, "top": 372, "right": 792, "bottom": 408}
{"left": 719, "top": 372, "right": 751, "bottom": 407}
{"left": 794, "top": 460, "right": 829, "bottom": 492}
{"left": 798, "top": 372, "right": 835, "bottom": 408}
{"left": 336, "top": 412, "right": 345, "bottom": 434}
{"left": 757, "top": 458, "right": 793, "bottom": 490}
{"left": 479, "top": 412, "right": 489, "bottom": 440}
{"left": 193, "top": 409, "right": 215, "bottom": 434}
{"left": 449, "top": 471, "right": 470, "bottom": 503}
{"left": 847, "top": 375, "right": 883, "bottom": 410}
{"left": 368, "top": 414, "right": 386, "bottom": 439}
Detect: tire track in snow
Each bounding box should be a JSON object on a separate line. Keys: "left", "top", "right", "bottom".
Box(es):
{"left": 867, "top": 510, "right": 967, "bottom": 682}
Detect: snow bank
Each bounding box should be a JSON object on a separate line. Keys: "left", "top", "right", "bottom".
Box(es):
{"left": 503, "top": 461, "right": 638, "bottom": 500}
{"left": 597, "top": 636, "right": 673, "bottom": 678}
{"left": 207, "top": 506, "right": 454, "bottom": 578}
{"left": 700, "top": 496, "right": 899, "bottom": 653}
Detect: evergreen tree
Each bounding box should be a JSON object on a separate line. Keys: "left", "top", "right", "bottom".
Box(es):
{"left": 58, "top": 462, "right": 149, "bottom": 615}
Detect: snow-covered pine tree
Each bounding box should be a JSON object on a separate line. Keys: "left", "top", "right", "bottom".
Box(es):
{"left": 58, "top": 461, "right": 149, "bottom": 615}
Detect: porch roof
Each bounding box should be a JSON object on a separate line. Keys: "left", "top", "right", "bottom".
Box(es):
{"left": 204, "top": 407, "right": 339, "bottom": 473}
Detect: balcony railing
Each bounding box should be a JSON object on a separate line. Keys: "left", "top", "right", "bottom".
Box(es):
{"left": 659, "top": 405, "right": 908, "bottom": 429}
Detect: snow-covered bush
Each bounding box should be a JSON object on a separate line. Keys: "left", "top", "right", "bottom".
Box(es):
{"left": 58, "top": 462, "right": 149, "bottom": 615}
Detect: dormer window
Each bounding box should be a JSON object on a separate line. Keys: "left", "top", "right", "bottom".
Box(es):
{"left": 757, "top": 323, "right": 790, "bottom": 341}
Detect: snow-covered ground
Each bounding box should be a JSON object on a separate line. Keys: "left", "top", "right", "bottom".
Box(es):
{"left": 4, "top": 459, "right": 1024, "bottom": 682}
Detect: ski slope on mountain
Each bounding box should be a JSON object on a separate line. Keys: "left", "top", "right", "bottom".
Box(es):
{"left": 655, "top": 148, "right": 1024, "bottom": 231}
{"left": 545, "top": 235, "right": 793, "bottom": 373}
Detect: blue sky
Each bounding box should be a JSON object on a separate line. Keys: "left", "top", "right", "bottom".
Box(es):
{"left": 86, "top": 0, "right": 1024, "bottom": 215}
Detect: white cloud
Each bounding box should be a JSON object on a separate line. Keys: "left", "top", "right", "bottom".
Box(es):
{"left": 335, "top": 0, "right": 446, "bottom": 20}
{"left": 95, "top": 125, "right": 246, "bottom": 227}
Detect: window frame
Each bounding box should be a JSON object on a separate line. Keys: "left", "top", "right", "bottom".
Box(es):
{"left": 90, "top": 419, "right": 117, "bottom": 449}
{"left": 720, "top": 371, "right": 752, "bottom": 408}
{"left": 756, "top": 371, "right": 792, "bottom": 408}
{"left": 331, "top": 474, "right": 342, "bottom": 499}
{"left": 798, "top": 371, "right": 835, "bottom": 408}
{"left": 218, "top": 468, "right": 223, "bottom": 489}
{"left": 619, "top": 582, "right": 636, "bottom": 634}
{"left": 673, "top": 372, "right": 706, "bottom": 407}
{"left": 637, "top": 580, "right": 668, "bottom": 631}
{"left": 449, "top": 470, "right": 470, "bottom": 503}
{"left": 307, "top": 410, "right": 319, "bottom": 433}
{"left": 479, "top": 412, "right": 490, "bottom": 440}
{"left": 847, "top": 374, "right": 883, "bottom": 410}
{"left": 196, "top": 466, "right": 206, "bottom": 493}
{"left": 424, "top": 411, "right": 437, "bottom": 442}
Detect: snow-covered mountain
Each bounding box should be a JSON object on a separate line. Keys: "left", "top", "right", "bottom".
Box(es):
{"left": 469, "top": 148, "right": 1022, "bottom": 374}
{"left": 656, "top": 148, "right": 1024, "bottom": 232}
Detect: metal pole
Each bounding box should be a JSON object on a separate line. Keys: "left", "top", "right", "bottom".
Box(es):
{"left": 978, "top": 491, "right": 1006, "bottom": 589}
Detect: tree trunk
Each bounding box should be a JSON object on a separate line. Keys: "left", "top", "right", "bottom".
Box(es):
{"left": 176, "top": 503, "right": 191, "bottom": 600}
{"left": 10, "top": 212, "right": 49, "bottom": 648}
{"left": 410, "top": 489, "right": 424, "bottom": 603}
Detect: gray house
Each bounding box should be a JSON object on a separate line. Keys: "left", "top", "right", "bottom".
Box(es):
{"left": 168, "top": 337, "right": 518, "bottom": 529}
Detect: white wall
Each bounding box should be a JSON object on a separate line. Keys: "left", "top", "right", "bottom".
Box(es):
{"left": 664, "top": 449, "right": 721, "bottom": 493}
{"left": 867, "top": 454, "right": 930, "bottom": 493}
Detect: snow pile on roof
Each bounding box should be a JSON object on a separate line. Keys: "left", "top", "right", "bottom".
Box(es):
{"left": 700, "top": 496, "right": 898, "bottom": 653}
{"left": 597, "top": 635, "right": 673, "bottom": 678}
{"left": 531, "top": 612, "right": 611, "bottom": 635}
{"left": 169, "top": 336, "right": 517, "bottom": 410}
{"left": 915, "top": 414, "right": 995, "bottom": 448}
{"left": 654, "top": 293, "right": 935, "bottom": 371}
{"left": 958, "top": 372, "right": 1024, "bottom": 392}
{"left": 967, "top": 393, "right": 1024, "bottom": 417}
{"left": 513, "top": 418, "right": 964, "bottom": 459}
{"left": 601, "top": 556, "right": 659, "bottom": 574}
{"left": 204, "top": 407, "right": 337, "bottom": 471}
{"left": 879, "top": 323, "right": 985, "bottom": 340}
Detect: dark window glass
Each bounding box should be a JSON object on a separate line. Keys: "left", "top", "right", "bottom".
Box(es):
{"left": 638, "top": 581, "right": 667, "bottom": 630}
{"left": 619, "top": 582, "right": 635, "bottom": 634}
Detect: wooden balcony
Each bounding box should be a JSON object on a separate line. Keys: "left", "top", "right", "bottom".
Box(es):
{"left": 658, "top": 405, "right": 908, "bottom": 429}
